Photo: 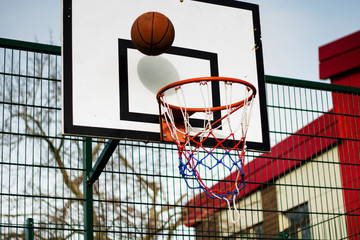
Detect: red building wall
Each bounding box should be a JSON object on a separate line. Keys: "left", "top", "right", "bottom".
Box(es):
{"left": 319, "top": 30, "right": 360, "bottom": 239}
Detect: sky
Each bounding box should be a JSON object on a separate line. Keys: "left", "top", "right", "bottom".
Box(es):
{"left": 0, "top": 0, "right": 359, "bottom": 82}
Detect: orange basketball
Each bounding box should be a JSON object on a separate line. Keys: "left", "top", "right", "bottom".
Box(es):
{"left": 131, "top": 12, "right": 175, "bottom": 56}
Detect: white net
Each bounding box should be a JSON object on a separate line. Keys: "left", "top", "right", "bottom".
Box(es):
{"left": 157, "top": 77, "right": 256, "bottom": 223}
{"left": 158, "top": 78, "right": 256, "bottom": 147}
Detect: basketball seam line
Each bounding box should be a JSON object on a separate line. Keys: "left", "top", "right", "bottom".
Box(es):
{"left": 136, "top": 18, "right": 151, "bottom": 46}
{"left": 153, "top": 19, "right": 170, "bottom": 46}
{"left": 151, "top": 12, "right": 154, "bottom": 53}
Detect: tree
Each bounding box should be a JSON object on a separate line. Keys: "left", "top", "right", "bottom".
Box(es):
{"left": 0, "top": 43, "right": 186, "bottom": 239}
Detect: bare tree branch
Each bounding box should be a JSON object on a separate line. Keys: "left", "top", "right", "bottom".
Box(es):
{"left": 1, "top": 52, "right": 187, "bottom": 240}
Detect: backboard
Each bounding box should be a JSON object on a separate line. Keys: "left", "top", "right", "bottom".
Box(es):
{"left": 62, "top": 0, "right": 270, "bottom": 152}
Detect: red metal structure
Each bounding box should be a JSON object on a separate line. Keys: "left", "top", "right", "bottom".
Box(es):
{"left": 319, "top": 30, "right": 360, "bottom": 239}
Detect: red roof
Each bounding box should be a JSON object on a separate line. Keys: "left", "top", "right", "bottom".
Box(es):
{"left": 319, "top": 30, "right": 360, "bottom": 79}
{"left": 183, "top": 110, "right": 340, "bottom": 227}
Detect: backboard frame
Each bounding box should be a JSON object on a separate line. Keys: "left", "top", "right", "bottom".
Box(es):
{"left": 62, "top": 0, "right": 270, "bottom": 152}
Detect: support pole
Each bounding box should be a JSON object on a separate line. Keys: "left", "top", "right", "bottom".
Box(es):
{"left": 88, "top": 139, "right": 120, "bottom": 185}
{"left": 83, "top": 137, "right": 93, "bottom": 240}
{"left": 25, "top": 218, "right": 34, "bottom": 240}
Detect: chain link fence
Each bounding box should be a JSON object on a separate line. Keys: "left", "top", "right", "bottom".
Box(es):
{"left": 1, "top": 38, "right": 359, "bottom": 239}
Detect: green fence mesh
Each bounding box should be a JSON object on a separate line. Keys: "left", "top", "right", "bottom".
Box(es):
{"left": 0, "top": 38, "right": 359, "bottom": 239}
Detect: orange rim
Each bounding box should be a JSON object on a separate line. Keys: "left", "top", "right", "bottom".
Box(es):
{"left": 156, "top": 77, "right": 257, "bottom": 113}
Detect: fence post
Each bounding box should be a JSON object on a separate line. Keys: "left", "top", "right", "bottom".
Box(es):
{"left": 25, "top": 218, "right": 34, "bottom": 240}
{"left": 83, "top": 137, "right": 94, "bottom": 240}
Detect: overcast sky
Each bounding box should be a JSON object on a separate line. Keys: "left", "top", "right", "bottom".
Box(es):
{"left": 1, "top": 0, "right": 359, "bottom": 81}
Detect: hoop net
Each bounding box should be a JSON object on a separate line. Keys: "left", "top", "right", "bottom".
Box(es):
{"left": 157, "top": 77, "right": 256, "bottom": 205}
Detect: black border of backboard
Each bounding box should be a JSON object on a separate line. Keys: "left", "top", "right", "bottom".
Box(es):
{"left": 62, "top": 0, "right": 270, "bottom": 151}
{"left": 118, "top": 38, "right": 221, "bottom": 128}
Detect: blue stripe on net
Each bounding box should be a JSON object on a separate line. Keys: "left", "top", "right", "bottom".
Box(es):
{"left": 178, "top": 150, "right": 246, "bottom": 201}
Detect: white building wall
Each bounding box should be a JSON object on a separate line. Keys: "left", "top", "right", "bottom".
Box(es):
{"left": 276, "top": 146, "right": 348, "bottom": 239}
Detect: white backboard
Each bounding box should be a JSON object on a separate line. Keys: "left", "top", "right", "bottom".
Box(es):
{"left": 62, "top": 0, "right": 270, "bottom": 151}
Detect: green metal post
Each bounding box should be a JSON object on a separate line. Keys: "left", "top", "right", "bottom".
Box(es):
{"left": 88, "top": 139, "right": 119, "bottom": 185}
{"left": 25, "top": 218, "right": 34, "bottom": 240}
{"left": 83, "top": 137, "right": 94, "bottom": 240}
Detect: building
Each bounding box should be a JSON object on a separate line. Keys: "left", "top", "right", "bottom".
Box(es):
{"left": 183, "top": 31, "right": 360, "bottom": 239}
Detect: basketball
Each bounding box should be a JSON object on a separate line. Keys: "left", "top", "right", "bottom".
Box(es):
{"left": 131, "top": 12, "right": 175, "bottom": 56}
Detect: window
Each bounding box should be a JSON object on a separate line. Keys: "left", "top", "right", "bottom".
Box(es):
{"left": 282, "top": 203, "right": 311, "bottom": 239}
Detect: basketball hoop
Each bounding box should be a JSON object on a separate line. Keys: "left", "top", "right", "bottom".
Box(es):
{"left": 156, "top": 76, "right": 256, "bottom": 221}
